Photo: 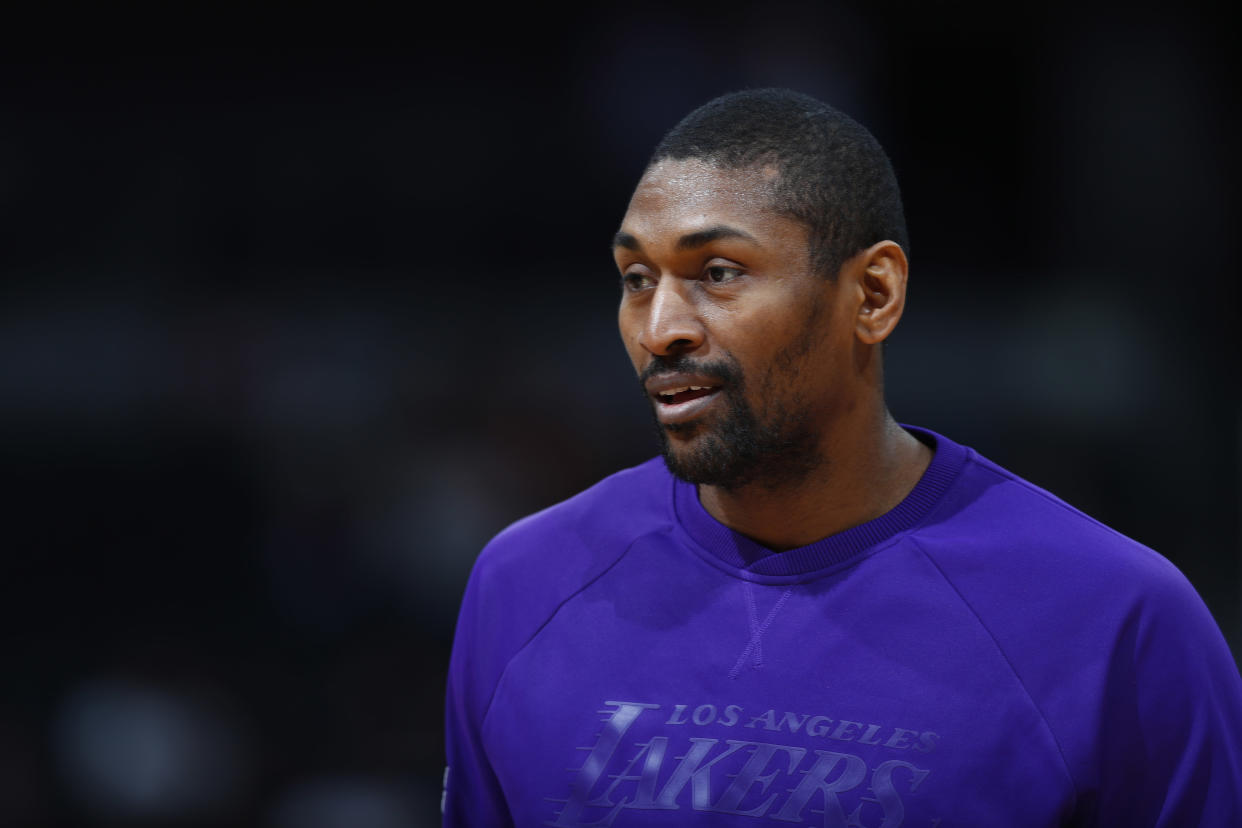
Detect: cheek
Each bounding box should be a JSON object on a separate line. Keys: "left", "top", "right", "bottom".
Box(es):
{"left": 742, "top": 309, "right": 828, "bottom": 384}
{"left": 617, "top": 311, "right": 645, "bottom": 369}
{"left": 706, "top": 306, "right": 783, "bottom": 357}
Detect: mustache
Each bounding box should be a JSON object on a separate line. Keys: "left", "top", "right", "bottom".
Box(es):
{"left": 638, "top": 354, "right": 741, "bottom": 386}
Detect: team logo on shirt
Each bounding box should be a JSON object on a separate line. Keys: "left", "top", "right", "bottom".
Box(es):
{"left": 547, "top": 700, "right": 939, "bottom": 827}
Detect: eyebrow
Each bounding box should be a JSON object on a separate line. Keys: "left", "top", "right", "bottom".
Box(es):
{"left": 613, "top": 230, "right": 641, "bottom": 251}
{"left": 675, "top": 225, "right": 758, "bottom": 251}
{"left": 612, "top": 224, "right": 758, "bottom": 253}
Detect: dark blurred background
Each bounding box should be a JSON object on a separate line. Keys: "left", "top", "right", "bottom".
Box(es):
{"left": 2, "top": 3, "right": 1238, "bottom": 826}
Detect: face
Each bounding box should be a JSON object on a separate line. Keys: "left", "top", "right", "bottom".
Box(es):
{"left": 615, "top": 158, "right": 862, "bottom": 491}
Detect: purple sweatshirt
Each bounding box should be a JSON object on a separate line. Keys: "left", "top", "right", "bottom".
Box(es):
{"left": 444, "top": 427, "right": 1242, "bottom": 826}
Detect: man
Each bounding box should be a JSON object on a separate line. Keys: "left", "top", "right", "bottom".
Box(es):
{"left": 443, "top": 89, "right": 1242, "bottom": 826}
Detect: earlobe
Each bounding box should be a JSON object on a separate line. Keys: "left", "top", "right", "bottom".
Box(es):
{"left": 854, "top": 241, "right": 908, "bottom": 345}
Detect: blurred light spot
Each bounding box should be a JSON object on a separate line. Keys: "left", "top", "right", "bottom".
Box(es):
{"left": 53, "top": 679, "right": 247, "bottom": 819}
{"left": 247, "top": 311, "right": 396, "bottom": 432}
{"left": 270, "top": 776, "right": 424, "bottom": 828}
{"left": 1013, "top": 281, "right": 1161, "bottom": 423}
{"left": 0, "top": 306, "right": 169, "bottom": 417}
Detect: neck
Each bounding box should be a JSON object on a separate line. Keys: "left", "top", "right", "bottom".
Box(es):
{"left": 697, "top": 411, "right": 932, "bottom": 552}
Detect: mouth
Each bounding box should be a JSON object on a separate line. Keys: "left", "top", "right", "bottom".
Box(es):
{"left": 647, "top": 379, "right": 723, "bottom": 426}
{"left": 656, "top": 385, "right": 718, "bottom": 405}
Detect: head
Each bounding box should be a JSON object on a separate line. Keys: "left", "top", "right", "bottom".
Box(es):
{"left": 614, "top": 89, "right": 910, "bottom": 491}
{"left": 649, "top": 88, "right": 908, "bottom": 282}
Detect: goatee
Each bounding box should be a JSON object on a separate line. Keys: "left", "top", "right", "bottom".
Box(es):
{"left": 641, "top": 355, "right": 821, "bottom": 492}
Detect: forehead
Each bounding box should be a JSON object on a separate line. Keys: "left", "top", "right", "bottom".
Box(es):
{"left": 621, "top": 159, "right": 798, "bottom": 243}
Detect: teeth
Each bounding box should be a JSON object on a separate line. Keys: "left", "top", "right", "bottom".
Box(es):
{"left": 659, "top": 385, "right": 712, "bottom": 398}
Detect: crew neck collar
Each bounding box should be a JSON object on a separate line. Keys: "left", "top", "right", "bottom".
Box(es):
{"left": 672, "top": 425, "right": 968, "bottom": 577}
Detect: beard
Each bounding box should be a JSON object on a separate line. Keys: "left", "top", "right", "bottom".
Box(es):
{"left": 642, "top": 354, "right": 823, "bottom": 493}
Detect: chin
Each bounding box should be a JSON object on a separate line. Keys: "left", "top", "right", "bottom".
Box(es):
{"left": 659, "top": 431, "right": 749, "bottom": 490}
{"left": 657, "top": 413, "right": 823, "bottom": 492}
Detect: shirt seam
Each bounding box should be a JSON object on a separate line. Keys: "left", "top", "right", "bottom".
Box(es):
{"left": 677, "top": 520, "right": 907, "bottom": 585}
{"left": 479, "top": 530, "right": 654, "bottom": 728}
{"left": 967, "top": 449, "right": 1156, "bottom": 553}
{"left": 910, "top": 534, "right": 1081, "bottom": 807}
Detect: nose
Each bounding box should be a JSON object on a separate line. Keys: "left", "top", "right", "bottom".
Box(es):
{"left": 638, "top": 279, "right": 705, "bottom": 356}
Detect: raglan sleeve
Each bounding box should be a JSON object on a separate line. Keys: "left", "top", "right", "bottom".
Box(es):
{"left": 442, "top": 552, "right": 514, "bottom": 827}
{"left": 1091, "top": 566, "right": 1242, "bottom": 826}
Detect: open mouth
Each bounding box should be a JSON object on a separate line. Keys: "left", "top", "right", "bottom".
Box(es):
{"left": 656, "top": 385, "right": 719, "bottom": 405}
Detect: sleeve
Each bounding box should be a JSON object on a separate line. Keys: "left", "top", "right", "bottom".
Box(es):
{"left": 1089, "top": 569, "right": 1242, "bottom": 826}
{"left": 442, "top": 563, "right": 514, "bottom": 827}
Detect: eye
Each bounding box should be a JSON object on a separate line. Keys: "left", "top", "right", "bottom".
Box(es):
{"left": 706, "top": 265, "right": 743, "bottom": 284}
{"left": 622, "top": 270, "right": 655, "bottom": 292}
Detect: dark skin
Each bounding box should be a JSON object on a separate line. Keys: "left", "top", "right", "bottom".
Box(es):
{"left": 615, "top": 158, "right": 930, "bottom": 551}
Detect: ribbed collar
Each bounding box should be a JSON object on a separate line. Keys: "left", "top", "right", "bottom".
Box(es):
{"left": 672, "top": 425, "right": 968, "bottom": 578}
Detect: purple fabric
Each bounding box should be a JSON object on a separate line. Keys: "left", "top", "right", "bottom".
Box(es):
{"left": 443, "top": 427, "right": 1242, "bottom": 826}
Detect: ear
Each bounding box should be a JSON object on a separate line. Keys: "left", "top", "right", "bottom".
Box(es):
{"left": 852, "top": 240, "right": 909, "bottom": 345}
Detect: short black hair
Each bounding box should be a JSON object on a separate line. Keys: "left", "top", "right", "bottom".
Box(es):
{"left": 649, "top": 88, "right": 908, "bottom": 280}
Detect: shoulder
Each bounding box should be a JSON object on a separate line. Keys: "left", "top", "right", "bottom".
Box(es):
{"left": 914, "top": 439, "right": 1211, "bottom": 665}
{"left": 451, "top": 457, "right": 674, "bottom": 701}
{"left": 910, "top": 435, "right": 1242, "bottom": 796}
{"left": 917, "top": 439, "right": 1183, "bottom": 599}
{"left": 471, "top": 455, "right": 672, "bottom": 587}
{"left": 907, "top": 430, "right": 1216, "bottom": 686}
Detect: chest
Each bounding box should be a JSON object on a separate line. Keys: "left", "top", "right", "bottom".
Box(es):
{"left": 482, "top": 582, "right": 1077, "bottom": 827}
